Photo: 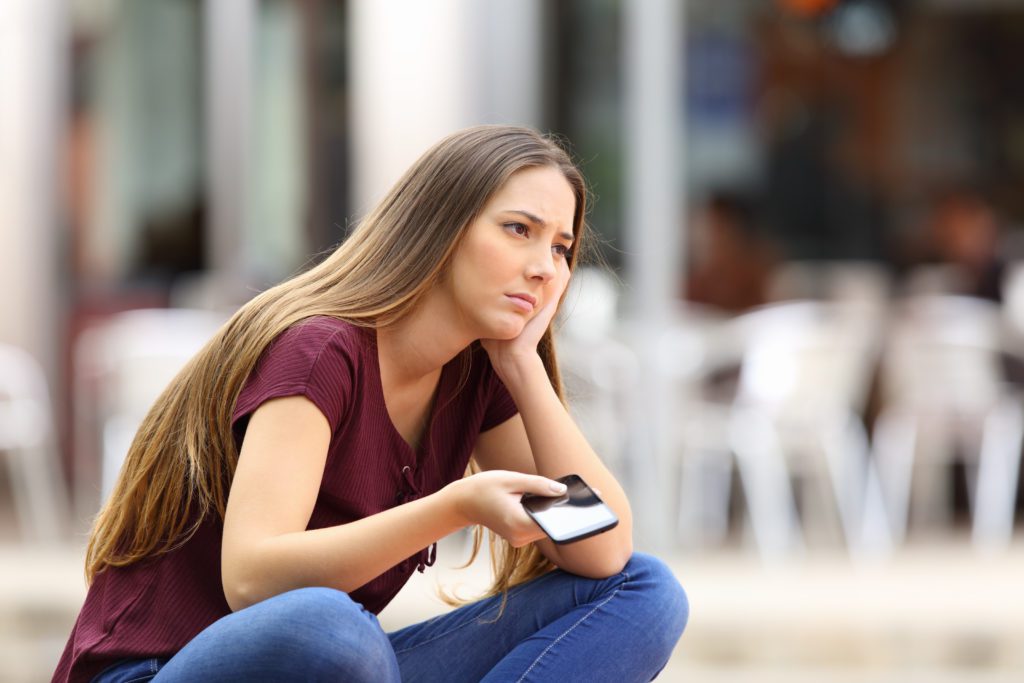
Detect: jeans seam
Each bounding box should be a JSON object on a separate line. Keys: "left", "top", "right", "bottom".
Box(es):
{"left": 515, "top": 569, "right": 631, "bottom": 683}
{"left": 122, "top": 674, "right": 153, "bottom": 683}
{"left": 391, "top": 572, "right": 561, "bottom": 655}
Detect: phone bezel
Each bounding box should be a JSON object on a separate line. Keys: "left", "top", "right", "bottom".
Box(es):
{"left": 521, "top": 474, "right": 619, "bottom": 544}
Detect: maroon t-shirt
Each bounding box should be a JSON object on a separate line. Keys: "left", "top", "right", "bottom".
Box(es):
{"left": 54, "top": 317, "right": 518, "bottom": 682}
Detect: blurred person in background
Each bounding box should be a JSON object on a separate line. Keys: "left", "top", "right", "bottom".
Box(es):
{"left": 54, "top": 126, "right": 687, "bottom": 683}
{"left": 901, "top": 185, "right": 1007, "bottom": 302}
{"left": 683, "top": 191, "right": 779, "bottom": 313}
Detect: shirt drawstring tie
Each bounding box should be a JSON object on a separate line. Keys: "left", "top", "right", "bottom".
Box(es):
{"left": 397, "top": 465, "right": 437, "bottom": 573}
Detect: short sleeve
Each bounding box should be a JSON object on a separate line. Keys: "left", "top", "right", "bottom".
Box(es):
{"left": 231, "top": 318, "right": 357, "bottom": 442}
{"left": 480, "top": 363, "right": 519, "bottom": 432}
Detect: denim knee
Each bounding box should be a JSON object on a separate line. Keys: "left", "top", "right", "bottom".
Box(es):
{"left": 249, "top": 587, "right": 397, "bottom": 681}
{"left": 622, "top": 553, "right": 689, "bottom": 653}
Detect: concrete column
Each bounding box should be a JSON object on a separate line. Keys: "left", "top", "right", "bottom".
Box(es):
{"left": 623, "top": 0, "right": 685, "bottom": 549}
{"left": 348, "top": 0, "right": 474, "bottom": 211}
{"left": 467, "top": 0, "right": 544, "bottom": 127}
{"left": 205, "top": 0, "right": 256, "bottom": 286}
{"left": 0, "top": 0, "right": 69, "bottom": 539}
{"left": 0, "top": 0, "right": 64, "bottom": 378}
{"left": 348, "top": 0, "right": 543, "bottom": 211}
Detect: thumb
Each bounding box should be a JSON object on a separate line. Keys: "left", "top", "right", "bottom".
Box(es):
{"left": 516, "top": 474, "right": 568, "bottom": 497}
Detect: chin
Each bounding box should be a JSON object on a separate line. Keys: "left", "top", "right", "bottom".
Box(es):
{"left": 485, "top": 315, "right": 527, "bottom": 340}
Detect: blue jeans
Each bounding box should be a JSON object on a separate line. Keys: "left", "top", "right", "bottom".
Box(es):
{"left": 92, "top": 553, "right": 687, "bottom": 683}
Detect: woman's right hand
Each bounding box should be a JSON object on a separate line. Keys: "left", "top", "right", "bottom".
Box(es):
{"left": 445, "top": 470, "right": 566, "bottom": 547}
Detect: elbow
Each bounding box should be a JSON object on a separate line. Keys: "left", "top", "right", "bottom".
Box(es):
{"left": 224, "top": 588, "right": 252, "bottom": 613}
{"left": 601, "top": 543, "right": 635, "bottom": 578}
{"left": 222, "top": 537, "right": 276, "bottom": 612}
{"left": 612, "top": 542, "right": 634, "bottom": 575}
{"left": 596, "top": 523, "right": 634, "bottom": 577}
{"left": 574, "top": 539, "right": 634, "bottom": 580}
{"left": 223, "top": 575, "right": 258, "bottom": 613}
{"left": 222, "top": 559, "right": 264, "bottom": 612}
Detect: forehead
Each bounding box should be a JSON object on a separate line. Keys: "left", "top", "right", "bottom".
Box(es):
{"left": 485, "top": 166, "right": 576, "bottom": 229}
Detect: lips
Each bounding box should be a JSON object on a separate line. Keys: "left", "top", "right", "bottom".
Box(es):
{"left": 506, "top": 293, "right": 537, "bottom": 312}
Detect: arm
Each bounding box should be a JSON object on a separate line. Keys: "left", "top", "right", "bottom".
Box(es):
{"left": 474, "top": 384, "right": 634, "bottom": 579}
{"left": 478, "top": 309, "right": 634, "bottom": 578}
{"left": 221, "top": 395, "right": 564, "bottom": 612}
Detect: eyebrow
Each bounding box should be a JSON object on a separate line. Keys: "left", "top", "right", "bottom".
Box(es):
{"left": 506, "top": 209, "right": 574, "bottom": 243}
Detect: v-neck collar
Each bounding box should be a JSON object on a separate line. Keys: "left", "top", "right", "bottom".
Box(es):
{"left": 366, "top": 327, "right": 454, "bottom": 463}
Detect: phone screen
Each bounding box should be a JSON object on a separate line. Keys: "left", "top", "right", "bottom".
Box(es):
{"left": 521, "top": 474, "right": 619, "bottom": 544}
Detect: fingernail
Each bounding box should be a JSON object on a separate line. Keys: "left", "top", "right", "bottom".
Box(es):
{"left": 550, "top": 482, "right": 567, "bottom": 493}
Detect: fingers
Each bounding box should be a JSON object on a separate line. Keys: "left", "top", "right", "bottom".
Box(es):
{"left": 454, "top": 471, "right": 564, "bottom": 546}
{"left": 528, "top": 297, "right": 561, "bottom": 332}
{"left": 506, "top": 472, "right": 567, "bottom": 497}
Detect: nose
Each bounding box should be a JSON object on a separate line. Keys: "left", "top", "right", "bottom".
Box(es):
{"left": 525, "top": 248, "right": 557, "bottom": 282}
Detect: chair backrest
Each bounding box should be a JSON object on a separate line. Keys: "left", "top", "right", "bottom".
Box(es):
{"left": 558, "top": 267, "right": 621, "bottom": 344}
{"left": 1001, "top": 260, "right": 1024, "bottom": 348}
{"left": 768, "top": 260, "right": 893, "bottom": 307}
{"left": 74, "top": 308, "right": 228, "bottom": 499}
{"left": 0, "top": 344, "right": 52, "bottom": 449}
{"left": 731, "top": 300, "right": 883, "bottom": 419}
{"left": 556, "top": 269, "right": 638, "bottom": 471}
{"left": 657, "top": 302, "right": 738, "bottom": 381}
{"left": 77, "top": 308, "right": 228, "bottom": 417}
{"left": 557, "top": 333, "right": 639, "bottom": 472}
{"left": 901, "top": 263, "right": 970, "bottom": 298}
{"left": 879, "top": 295, "right": 1006, "bottom": 413}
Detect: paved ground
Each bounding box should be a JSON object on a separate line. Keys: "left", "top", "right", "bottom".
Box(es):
{"left": 7, "top": 531, "right": 1021, "bottom": 683}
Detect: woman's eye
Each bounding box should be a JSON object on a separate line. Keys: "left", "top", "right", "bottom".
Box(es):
{"left": 553, "top": 244, "right": 574, "bottom": 260}
{"left": 505, "top": 222, "right": 529, "bottom": 237}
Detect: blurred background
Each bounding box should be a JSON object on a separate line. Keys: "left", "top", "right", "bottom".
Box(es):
{"left": 3, "top": 0, "right": 1024, "bottom": 680}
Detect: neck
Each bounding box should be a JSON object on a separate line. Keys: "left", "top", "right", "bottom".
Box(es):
{"left": 376, "top": 292, "right": 475, "bottom": 386}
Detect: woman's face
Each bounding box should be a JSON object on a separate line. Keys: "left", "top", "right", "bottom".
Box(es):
{"left": 442, "top": 165, "right": 577, "bottom": 340}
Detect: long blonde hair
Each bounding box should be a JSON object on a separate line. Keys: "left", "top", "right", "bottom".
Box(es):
{"left": 86, "top": 125, "right": 589, "bottom": 598}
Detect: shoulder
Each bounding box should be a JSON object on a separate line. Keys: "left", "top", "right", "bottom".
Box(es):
{"left": 273, "top": 316, "right": 366, "bottom": 353}
{"left": 259, "top": 316, "right": 369, "bottom": 373}
{"left": 234, "top": 317, "right": 370, "bottom": 430}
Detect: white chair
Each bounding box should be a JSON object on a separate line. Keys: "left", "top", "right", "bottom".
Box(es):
{"left": 556, "top": 268, "right": 639, "bottom": 484}
{"left": 1000, "top": 260, "right": 1024, "bottom": 348}
{"left": 901, "top": 263, "right": 969, "bottom": 298}
{"left": 662, "top": 303, "right": 739, "bottom": 550}
{"left": 73, "top": 308, "right": 228, "bottom": 517}
{"left": 0, "top": 344, "right": 69, "bottom": 542}
{"left": 872, "top": 295, "right": 1023, "bottom": 551}
{"left": 713, "top": 301, "right": 887, "bottom": 558}
{"left": 768, "top": 259, "right": 893, "bottom": 307}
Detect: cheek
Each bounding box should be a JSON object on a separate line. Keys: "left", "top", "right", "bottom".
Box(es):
{"left": 450, "top": 239, "right": 505, "bottom": 301}
{"left": 461, "top": 240, "right": 515, "bottom": 286}
{"left": 472, "top": 238, "right": 506, "bottom": 267}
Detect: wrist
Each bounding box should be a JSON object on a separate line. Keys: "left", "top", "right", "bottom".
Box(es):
{"left": 440, "top": 478, "right": 474, "bottom": 528}
{"left": 493, "top": 352, "right": 547, "bottom": 391}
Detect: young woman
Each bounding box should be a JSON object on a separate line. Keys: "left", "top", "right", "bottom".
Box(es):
{"left": 55, "top": 125, "right": 688, "bottom": 682}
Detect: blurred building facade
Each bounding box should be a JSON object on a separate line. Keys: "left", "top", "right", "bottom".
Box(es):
{"left": 4, "top": 0, "right": 1024, "bottom": 545}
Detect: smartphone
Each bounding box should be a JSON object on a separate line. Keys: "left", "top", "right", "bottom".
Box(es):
{"left": 521, "top": 474, "right": 619, "bottom": 544}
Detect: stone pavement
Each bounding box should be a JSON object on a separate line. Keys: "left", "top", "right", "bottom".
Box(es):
{"left": 2, "top": 533, "right": 1022, "bottom": 682}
